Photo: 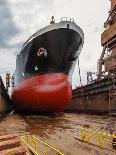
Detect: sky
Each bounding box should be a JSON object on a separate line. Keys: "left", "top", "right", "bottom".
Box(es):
{"left": 0, "top": 0, "right": 110, "bottom": 88}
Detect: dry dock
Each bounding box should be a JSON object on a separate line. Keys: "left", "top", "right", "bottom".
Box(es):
{"left": 0, "top": 1, "right": 115, "bottom": 154}
{"left": 0, "top": 112, "right": 116, "bottom": 155}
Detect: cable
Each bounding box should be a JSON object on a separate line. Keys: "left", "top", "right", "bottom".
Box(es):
{"left": 77, "top": 58, "right": 85, "bottom": 101}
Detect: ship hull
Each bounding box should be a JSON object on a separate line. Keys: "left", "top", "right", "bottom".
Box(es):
{"left": 12, "top": 73, "right": 72, "bottom": 112}
{"left": 12, "top": 20, "right": 84, "bottom": 113}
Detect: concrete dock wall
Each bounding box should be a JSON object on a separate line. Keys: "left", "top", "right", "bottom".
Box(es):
{"left": 0, "top": 76, "right": 12, "bottom": 114}
{"left": 67, "top": 78, "right": 116, "bottom": 114}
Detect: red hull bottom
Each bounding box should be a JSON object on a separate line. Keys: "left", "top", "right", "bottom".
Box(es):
{"left": 12, "top": 73, "right": 72, "bottom": 113}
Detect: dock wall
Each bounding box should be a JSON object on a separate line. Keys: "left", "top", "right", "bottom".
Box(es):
{"left": 0, "top": 76, "right": 12, "bottom": 114}
{"left": 67, "top": 78, "right": 116, "bottom": 114}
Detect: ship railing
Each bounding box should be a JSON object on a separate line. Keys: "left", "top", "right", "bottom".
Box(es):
{"left": 81, "top": 128, "right": 116, "bottom": 152}
{"left": 61, "top": 17, "right": 74, "bottom": 23}
{"left": 21, "top": 17, "right": 74, "bottom": 49}
{"left": 20, "top": 135, "right": 64, "bottom": 155}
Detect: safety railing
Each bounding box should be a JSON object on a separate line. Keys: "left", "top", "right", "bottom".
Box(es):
{"left": 61, "top": 17, "right": 74, "bottom": 22}
{"left": 81, "top": 128, "right": 116, "bottom": 150}
{"left": 20, "top": 135, "right": 64, "bottom": 155}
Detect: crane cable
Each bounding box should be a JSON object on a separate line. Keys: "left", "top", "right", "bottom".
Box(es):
{"left": 77, "top": 58, "right": 85, "bottom": 101}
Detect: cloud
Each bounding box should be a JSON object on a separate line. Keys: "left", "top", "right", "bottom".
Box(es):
{"left": 0, "top": 0, "right": 110, "bottom": 88}
{"left": 0, "top": 0, "right": 5, "bottom": 6}
{"left": 0, "top": 0, "right": 21, "bottom": 49}
{"left": 93, "top": 27, "right": 102, "bottom": 33}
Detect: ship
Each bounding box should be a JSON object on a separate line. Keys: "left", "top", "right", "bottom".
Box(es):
{"left": 12, "top": 17, "right": 84, "bottom": 113}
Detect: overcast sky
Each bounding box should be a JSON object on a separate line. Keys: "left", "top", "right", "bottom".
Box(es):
{"left": 0, "top": 0, "right": 110, "bottom": 88}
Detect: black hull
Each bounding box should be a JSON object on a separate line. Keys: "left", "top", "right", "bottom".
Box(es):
{"left": 14, "top": 21, "right": 84, "bottom": 85}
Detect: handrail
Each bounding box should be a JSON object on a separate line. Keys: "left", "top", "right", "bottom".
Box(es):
{"left": 81, "top": 128, "right": 116, "bottom": 150}
{"left": 61, "top": 17, "right": 74, "bottom": 22}
{"left": 20, "top": 135, "right": 64, "bottom": 155}
{"left": 33, "top": 135, "right": 64, "bottom": 154}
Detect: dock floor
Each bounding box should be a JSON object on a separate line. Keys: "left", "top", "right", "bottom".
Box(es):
{"left": 0, "top": 112, "right": 116, "bottom": 155}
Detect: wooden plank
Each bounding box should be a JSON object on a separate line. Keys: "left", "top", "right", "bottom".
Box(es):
{"left": 0, "top": 134, "right": 27, "bottom": 154}
{"left": 0, "top": 146, "right": 26, "bottom": 155}
{"left": 0, "top": 134, "right": 17, "bottom": 142}
{"left": 0, "top": 138, "right": 20, "bottom": 151}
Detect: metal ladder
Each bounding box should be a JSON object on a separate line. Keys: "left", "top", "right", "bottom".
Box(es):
{"left": 109, "top": 69, "right": 116, "bottom": 117}
{"left": 108, "top": 69, "right": 116, "bottom": 135}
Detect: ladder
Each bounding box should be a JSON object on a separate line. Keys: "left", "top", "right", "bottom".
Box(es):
{"left": 108, "top": 69, "right": 116, "bottom": 134}
{"left": 109, "top": 69, "right": 116, "bottom": 117}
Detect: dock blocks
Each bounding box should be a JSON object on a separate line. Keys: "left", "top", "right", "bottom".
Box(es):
{"left": 0, "top": 134, "right": 26, "bottom": 155}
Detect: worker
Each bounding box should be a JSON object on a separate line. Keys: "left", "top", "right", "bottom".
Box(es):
{"left": 35, "top": 47, "right": 48, "bottom": 72}
{"left": 37, "top": 47, "right": 47, "bottom": 58}
{"left": 50, "top": 16, "right": 55, "bottom": 25}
